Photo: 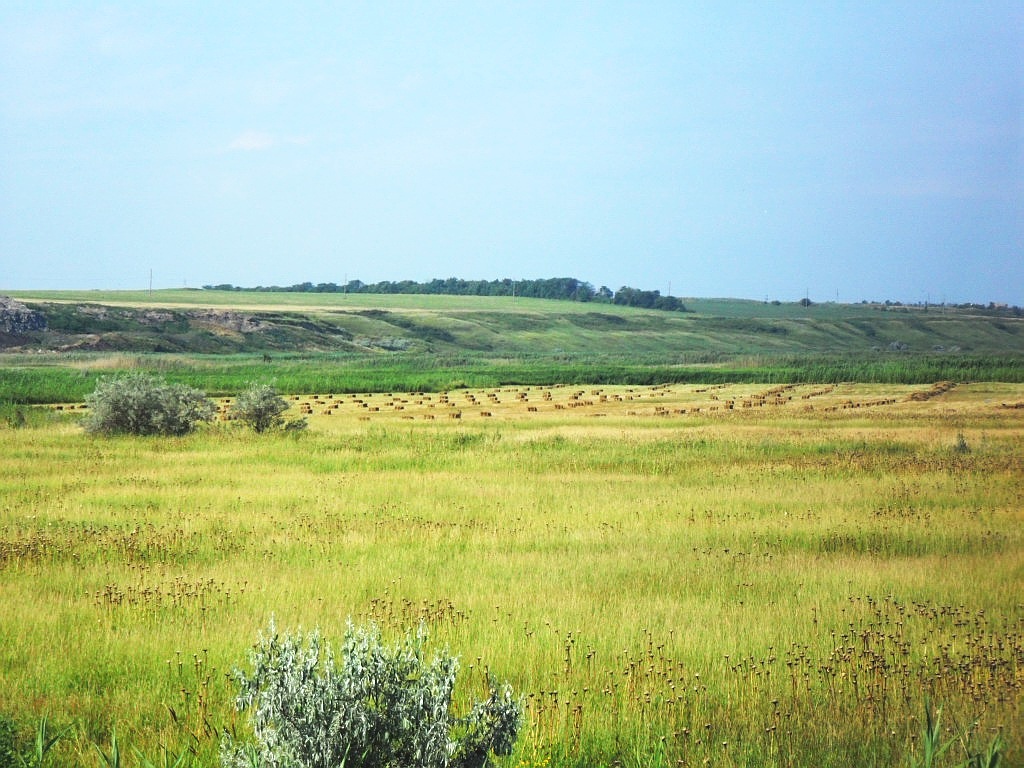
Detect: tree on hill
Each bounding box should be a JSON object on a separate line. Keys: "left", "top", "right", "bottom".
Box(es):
{"left": 201, "top": 277, "right": 687, "bottom": 310}
{"left": 613, "top": 287, "right": 685, "bottom": 311}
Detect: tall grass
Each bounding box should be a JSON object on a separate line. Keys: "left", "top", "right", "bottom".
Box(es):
{"left": 0, "top": 383, "right": 1020, "bottom": 766}
{"left": 2, "top": 353, "right": 1023, "bottom": 406}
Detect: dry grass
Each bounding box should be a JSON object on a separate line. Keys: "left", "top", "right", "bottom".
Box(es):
{"left": 1, "top": 382, "right": 1022, "bottom": 766}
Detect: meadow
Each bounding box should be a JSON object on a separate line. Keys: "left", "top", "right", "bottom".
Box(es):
{"left": 0, "top": 381, "right": 1022, "bottom": 766}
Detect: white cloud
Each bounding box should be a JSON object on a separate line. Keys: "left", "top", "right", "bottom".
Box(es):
{"left": 227, "top": 131, "right": 276, "bottom": 151}
{"left": 226, "top": 132, "right": 314, "bottom": 152}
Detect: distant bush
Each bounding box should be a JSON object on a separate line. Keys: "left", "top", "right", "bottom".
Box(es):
{"left": 83, "top": 373, "right": 215, "bottom": 436}
{"left": 612, "top": 286, "right": 686, "bottom": 311}
{"left": 230, "top": 383, "right": 292, "bottom": 433}
{"left": 1, "top": 403, "right": 27, "bottom": 429}
{"left": 222, "top": 620, "right": 522, "bottom": 768}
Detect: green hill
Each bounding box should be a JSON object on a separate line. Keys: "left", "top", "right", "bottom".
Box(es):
{"left": 1, "top": 290, "right": 1021, "bottom": 402}
{"left": 3, "top": 289, "right": 1021, "bottom": 357}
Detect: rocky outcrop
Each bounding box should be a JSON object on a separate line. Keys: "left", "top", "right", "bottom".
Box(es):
{"left": 190, "top": 310, "right": 265, "bottom": 333}
{"left": 0, "top": 300, "right": 356, "bottom": 352}
{"left": 0, "top": 297, "right": 46, "bottom": 334}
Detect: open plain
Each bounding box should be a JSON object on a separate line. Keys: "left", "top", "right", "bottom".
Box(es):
{"left": 1, "top": 379, "right": 1021, "bottom": 766}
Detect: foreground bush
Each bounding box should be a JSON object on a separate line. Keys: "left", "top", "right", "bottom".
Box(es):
{"left": 83, "top": 373, "right": 215, "bottom": 436}
{"left": 222, "top": 621, "right": 522, "bottom": 768}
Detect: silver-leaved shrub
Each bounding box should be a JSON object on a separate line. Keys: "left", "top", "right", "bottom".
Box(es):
{"left": 83, "top": 372, "right": 215, "bottom": 436}
{"left": 229, "top": 383, "right": 292, "bottom": 433}
{"left": 221, "top": 620, "right": 522, "bottom": 768}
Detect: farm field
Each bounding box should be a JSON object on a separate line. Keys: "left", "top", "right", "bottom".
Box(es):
{"left": 1, "top": 381, "right": 1022, "bottom": 766}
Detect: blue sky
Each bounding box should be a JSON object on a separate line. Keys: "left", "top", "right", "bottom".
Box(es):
{"left": 1, "top": 2, "right": 1021, "bottom": 303}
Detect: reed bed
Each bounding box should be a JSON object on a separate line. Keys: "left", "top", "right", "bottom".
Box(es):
{"left": 0, "top": 382, "right": 1021, "bottom": 766}
{"left": 3, "top": 353, "right": 1023, "bottom": 406}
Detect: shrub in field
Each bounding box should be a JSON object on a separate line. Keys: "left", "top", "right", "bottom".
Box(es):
{"left": 0, "top": 714, "right": 16, "bottom": 768}
{"left": 282, "top": 417, "right": 308, "bottom": 433}
{"left": 229, "top": 383, "right": 293, "bottom": 433}
{"left": 83, "top": 373, "right": 215, "bottom": 436}
{"left": 0, "top": 403, "right": 57, "bottom": 429}
{"left": 954, "top": 431, "right": 971, "bottom": 454}
{"left": 0, "top": 404, "right": 27, "bottom": 429}
{"left": 222, "top": 620, "right": 522, "bottom": 768}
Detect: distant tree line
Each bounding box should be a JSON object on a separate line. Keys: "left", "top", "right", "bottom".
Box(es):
{"left": 861, "top": 299, "right": 1022, "bottom": 316}
{"left": 201, "top": 277, "right": 687, "bottom": 312}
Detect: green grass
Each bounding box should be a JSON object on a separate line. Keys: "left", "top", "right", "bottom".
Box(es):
{"left": 0, "top": 383, "right": 1021, "bottom": 766}
{"left": 4, "top": 290, "right": 1023, "bottom": 364}
{"left": 2, "top": 352, "right": 1023, "bottom": 406}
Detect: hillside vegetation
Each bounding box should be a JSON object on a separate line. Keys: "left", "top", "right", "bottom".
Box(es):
{"left": 5, "top": 290, "right": 1022, "bottom": 358}
{"left": 1, "top": 290, "right": 1022, "bottom": 404}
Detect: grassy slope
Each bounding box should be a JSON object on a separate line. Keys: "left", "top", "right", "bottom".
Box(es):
{"left": 1, "top": 291, "right": 1022, "bottom": 403}
{"left": 5, "top": 289, "right": 1022, "bottom": 357}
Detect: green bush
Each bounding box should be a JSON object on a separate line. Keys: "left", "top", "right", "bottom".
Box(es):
{"left": 229, "top": 383, "right": 292, "bottom": 433}
{"left": 83, "top": 373, "right": 215, "bottom": 436}
{"left": 0, "top": 404, "right": 27, "bottom": 429}
{"left": 222, "top": 620, "right": 522, "bottom": 768}
{"left": 0, "top": 714, "right": 16, "bottom": 768}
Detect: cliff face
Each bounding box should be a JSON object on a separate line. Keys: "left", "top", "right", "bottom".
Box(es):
{"left": 0, "top": 296, "right": 47, "bottom": 334}
{"left": 0, "top": 300, "right": 357, "bottom": 353}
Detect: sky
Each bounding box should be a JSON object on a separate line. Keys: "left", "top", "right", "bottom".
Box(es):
{"left": 1, "top": 2, "right": 1021, "bottom": 304}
